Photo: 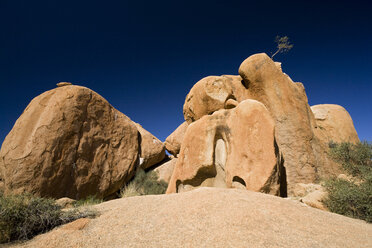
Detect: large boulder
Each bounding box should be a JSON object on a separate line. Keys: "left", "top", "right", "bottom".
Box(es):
{"left": 238, "top": 53, "right": 321, "bottom": 194}
{"left": 311, "top": 104, "right": 359, "bottom": 144}
{"left": 237, "top": 53, "right": 358, "bottom": 194}
{"left": 167, "top": 99, "right": 286, "bottom": 196}
{"left": 164, "top": 122, "right": 188, "bottom": 156}
{"left": 0, "top": 85, "right": 147, "bottom": 199}
{"left": 183, "top": 75, "right": 249, "bottom": 123}
{"left": 135, "top": 123, "right": 165, "bottom": 169}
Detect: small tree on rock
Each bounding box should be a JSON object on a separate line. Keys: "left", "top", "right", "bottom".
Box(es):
{"left": 271, "top": 36, "right": 293, "bottom": 59}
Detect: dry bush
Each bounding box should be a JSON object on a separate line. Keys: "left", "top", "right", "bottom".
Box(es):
{"left": 0, "top": 194, "right": 98, "bottom": 243}
{"left": 120, "top": 169, "right": 168, "bottom": 198}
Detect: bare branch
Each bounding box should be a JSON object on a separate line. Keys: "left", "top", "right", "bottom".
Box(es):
{"left": 271, "top": 36, "right": 293, "bottom": 59}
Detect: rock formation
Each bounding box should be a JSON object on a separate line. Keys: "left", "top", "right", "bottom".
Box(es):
{"left": 0, "top": 53, "right": 360, "bottom": 199}
{"left": 167, "top": 99, "right": 286, "bottom": 196}
{"left": 0, "top": 84, "right": 165, "bottom": 199}
{"left": 171, "top": 53, "right": 359, "bottom": 196}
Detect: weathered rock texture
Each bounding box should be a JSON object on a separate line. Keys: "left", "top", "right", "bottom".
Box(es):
{"left": 154, "top": 158, "right": 177, "bottom": 183}
{"left": 9, "top": 188, "right": 372, "bottom": 248}
{"left": 164, "top": 122, "right": 188, "bottom": 156}
{"left": 311, "top": 104, "right": 359, "bottom": 144}
{"left": 0, "top": 85, "right": 163, "bottom": 199}
{"left": 300, "top": 187, "right": 327, "bottom": 211}
{"left": 167, "top": 100, "right": 286, "bottom": 196}
{"left": 291, "top": 183, "right": 328, "bottom": 210}
{"left": 135, "top": 123, "right": 165, "bottom": 169}
{"left": 180, "top": 53, "right": 359, "bottom": 195}
{"left": 183, "top": 75, "right": 249, "bottom": 123}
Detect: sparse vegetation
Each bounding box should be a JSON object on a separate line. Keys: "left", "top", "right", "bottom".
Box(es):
{"left": 323, "top": 141, "right": 372, "bottom": 222}
{"left": 120, "top": 169, "right": 168, "bottom": 198}
{"left": 120, "top": 183, "right": 141, "bottom": 198}
{"left": 328, "top": 141, "right": 372, "bottom": 179}
{"left": 73, "top": 195, "right": 103, "bottom": 207}
{"left": 0, "top": 194, "right": 98, "bottom": 243}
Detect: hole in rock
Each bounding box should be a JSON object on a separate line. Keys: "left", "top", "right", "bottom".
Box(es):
{"left": 232, "top": 176, "right": 246, "bottom": 189}
{"left": 241, "top": 79, "right": 249, "bottom": 89}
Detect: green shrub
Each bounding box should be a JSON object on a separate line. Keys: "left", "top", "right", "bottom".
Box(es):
{"left": 323, "top": 178, "right": 372, "bottom": 222}
{"left": 328, "top": 141, "right": 372, "bottom": 179}
{"left": 0, "top": 194, "right": 98, "bottom": 243}
{"left": 73, "top": 195, "right": 103, "bottom": 207}
{"left": 120, "top": 169, "right": 168, "bottom": 198}
{"left": 323, "top": 141, "right": 372, "bottom": 222}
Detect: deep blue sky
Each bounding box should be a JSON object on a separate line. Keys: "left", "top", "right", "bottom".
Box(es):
{"left": 0, "top": 0, "right": 371, "bottom": 144}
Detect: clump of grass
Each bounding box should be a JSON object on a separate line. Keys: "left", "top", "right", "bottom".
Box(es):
{"left": 120, "top": 183, "right": 141, "bottom": 198}
{"left": 73, "top": 195, "right": 102, "bottom": 207}
{"left": 0, "top": 194, "right": 98, "bottom": 243}
{"left": 120, "top": 169, "right": 168, "bottom": 198}
{"left": 323, "top": 141, "right": 372, "bottom": 222}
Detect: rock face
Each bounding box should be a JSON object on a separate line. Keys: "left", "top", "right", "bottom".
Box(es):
{"left": 238, "top": 53, "right": 323, "bottom": 194}
{"left": 311, "top": 104, "right": 359, "bottom": 144}
{"left": 0, "top": 85, "right": 163, "bottom": 199}
{"left": 135, "top": 123, "right": 165, "bottom": 169}
{"left": 164, "top": 122, "right": 188, "bottom": 156}
{"left": 167, "top": 100, "right": 286, "bottom": 196}
{"left": 11, "top": 188, "right": 372, "bottom": 248}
